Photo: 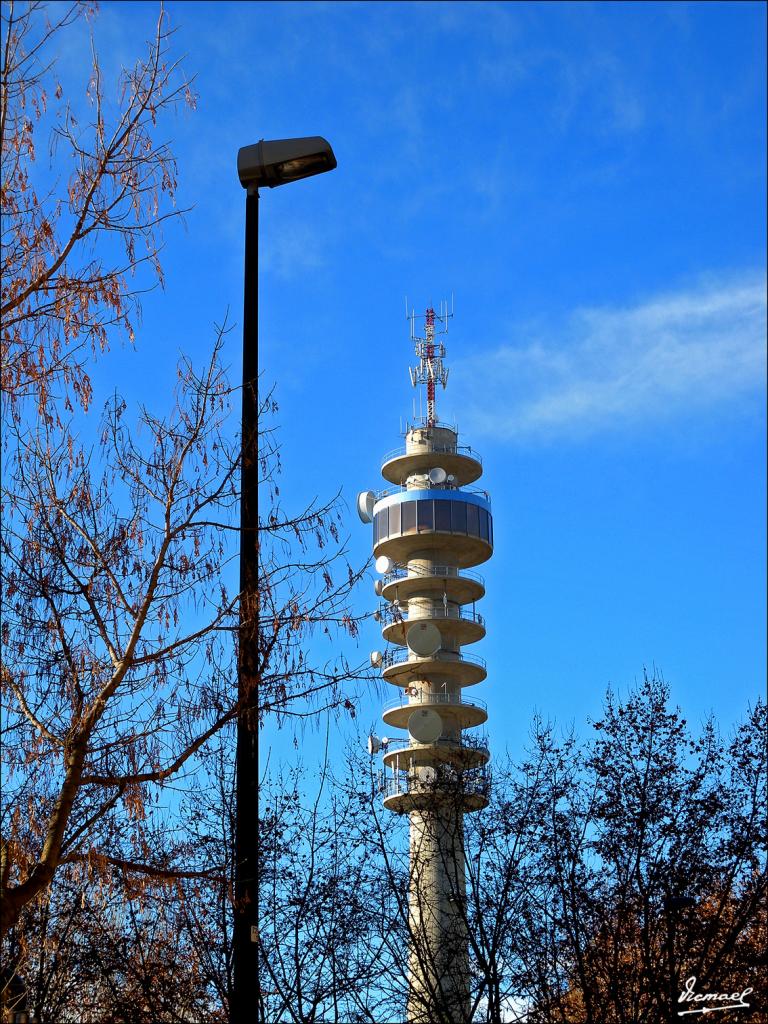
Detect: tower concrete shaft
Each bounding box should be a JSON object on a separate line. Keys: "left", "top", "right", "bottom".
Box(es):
{"left": 364, "top": 310, "right": 492, "bottom": 1024}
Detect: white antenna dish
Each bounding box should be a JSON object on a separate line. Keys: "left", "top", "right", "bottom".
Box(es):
{"left": 375, "top": 555, "right": 393, "bottom": 574}
{"left": 408, "top": 708, "right": 443, "bottom": 743}
{"left": 406, "top": 621, "right": 441, "bottom": 657}
{"left": 373, "top": 579, "right": 383, "bottom": 596}
{"left": 356, "top": 490, "right": 376, "bottom": 524}
{"left": 381, "top": 736, "right": 390, "bottom": 745}
{"left": 373, "top": 610, "right": 382, "bottom": 622}
{"left": 417, "top": 765, "right": 437, "bottom": 784}
{"left": 370, "top": 650, "right": 383, "bottom": 668}
{"left": 446, "top": 474, "right": 456, "bottom": 484}
{"left": 367, "top": 735, "right": 381, "bottom": 755}
{"left": 428, "top": 467, "right": 447, "bottom": 485}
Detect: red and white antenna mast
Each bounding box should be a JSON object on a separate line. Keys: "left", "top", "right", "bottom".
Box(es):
{"left": 407, "top": 298, "right": 453, "bottom": 428}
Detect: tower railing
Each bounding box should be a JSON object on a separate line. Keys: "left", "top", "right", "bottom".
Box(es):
{"left": 383, "top": 564, "right": 485, "bottom": 588}
{"left": 381, "top": 442, "right": 483, "bottom": 466}
{"left": 380, "top": 764, "right": 490, "bottom": 800}
{"left": 380, "top": 649, "right": 486, "bottom": 671}
{"left": 403, "top": 416, "right": 458, "bottom": 434}
{"left": 375, "top": 483, "right": 491, "bottom": 504}
{"left": 378, "top": 603, "right": 485, "bottom": 627}
{"left": 382, "top": 691, "right": 487, "bottom": 715}
{"left": 381, "top": 733, "right": 490, "bottom": 755}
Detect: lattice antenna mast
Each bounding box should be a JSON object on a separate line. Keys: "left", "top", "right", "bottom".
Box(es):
{"left": 407, "top": 299, "right": 453, "bottom": 428}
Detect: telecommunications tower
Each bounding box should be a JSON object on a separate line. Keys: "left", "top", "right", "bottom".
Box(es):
{"left": 357, "top": 302, "right": 492, "bottom": 1024}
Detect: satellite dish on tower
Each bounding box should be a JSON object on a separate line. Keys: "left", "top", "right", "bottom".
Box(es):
{"left": 370, "top": 650, "right": 383, "bottom": 668}
{"left": 417, "top": 765, "right": 437, "bottom": 785}
{"left": 446, "top": 474, "right": 456, "bottom": 484}
{"left": 367, "top": 735, "right": 381, "bottom": 755}
{"left": 428, "top": 467, "right": 447, "bottom": 485}
{"left": 375, "top": 555, "right": 393, "bottom": 574}
{"left": 408, "top": 708, "right": 443, "bottom": 743}
{"left": 373, "top": 579, "right": 383, "bottom": 596}
{"left": 406, "top": 621, "right": 441, "bottom": 657}
{"left": 356, "top": 490, "right": 376, "bottom": 524}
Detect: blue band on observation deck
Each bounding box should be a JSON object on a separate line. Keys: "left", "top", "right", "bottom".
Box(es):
{"left": 373, "top": 488, "right": 491, "bottom": 515}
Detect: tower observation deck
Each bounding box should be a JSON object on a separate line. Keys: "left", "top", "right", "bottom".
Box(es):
{"left": 358, "top": 303, "right": 492, "bottom": 1024}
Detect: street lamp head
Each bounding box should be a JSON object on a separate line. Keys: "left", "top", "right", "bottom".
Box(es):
{"left": 237, "top": 136, "right": 336, "bottom": 191}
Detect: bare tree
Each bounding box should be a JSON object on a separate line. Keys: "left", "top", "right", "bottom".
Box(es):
{"left": 257, "top": 676, "right": 766, "bottom": 1023}
{"left": 1, "top": 0, "right": 192, "bottom": 419}
{"left": 1, "top": 331, "right": 240, "bottom": 939}
{"left": 1, "top": 5, "right": 372, "bottom": 1018}
{"left": 3, "top": 860, "right": 220, "bottom": 1023}
{"left": 514, "top": 676, "right": 767, "bottom": 1023}
{"left": 257, "top": 735, "right": 403, "bottom": 1024}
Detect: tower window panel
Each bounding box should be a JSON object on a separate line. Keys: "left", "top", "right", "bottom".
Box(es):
{"left": 466, "top": 502, "right": 479, "bottom": 537}
{"left": 389, "top": 502, "right": 401, "bottom": 537}
{"left": 378, "top": 506, "right": 388, "bottom": 541}
{"left": 478, "top": 508, "right": 489, "bottom": 542}
{"left": 451, "top": 501, "right": 467, "bottom": 534}
{"left": 417, "top": 500, "right": 434, "bottom": 532}
{"left": 434, "top": 500, "right": 452, "bottom": 532}
{"left": 401, "top": 501, "right": 416, "bottom": 535}
{"left": 489, "top": 514, "right": 494, "bottom": 547}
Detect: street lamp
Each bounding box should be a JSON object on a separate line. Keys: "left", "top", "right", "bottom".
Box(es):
{"left": 233, "top": 136, "right": 336, "bottom": 1024}
{"left": 663, "top": 893, "right": 696, "bottom": 1015}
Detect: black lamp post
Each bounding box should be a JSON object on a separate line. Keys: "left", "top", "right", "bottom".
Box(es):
{"left": 233, "top": 136, "right": 336, "bottom": 1024}
{"left": 663, "top": 893, "right": 696, "bottom": 1015}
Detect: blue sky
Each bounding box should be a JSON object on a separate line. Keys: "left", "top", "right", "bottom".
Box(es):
{"left": 58, "top": 1, "right": 766, "bottom": 767}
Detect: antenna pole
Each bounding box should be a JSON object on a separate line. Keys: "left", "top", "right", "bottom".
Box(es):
{"left": 409, "top": 302, "right": 452, "bottom": 429}
{"left": 425, "top": 307, "right": 436, "bottom": 426}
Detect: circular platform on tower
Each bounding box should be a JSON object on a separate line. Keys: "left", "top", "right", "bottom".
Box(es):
{"left": 382, "top": 735, "right": 490, "bottom": 771}
{"left": 381, "top": 446, "right": 483, "bottom": 487}
{"left": 381, "top": 606, "right": 485, "bottom": 648}
{"left": 381, "top": 771, "right": 489, "bottom": 814}
{"left": 381, "top": 649, "right": 487, "bottom": 687}
{"left": 382, "top": 692, "right": 488, "bottom": 731}
{"left": 381, "top": 566, "right": 485, "bottom": 606}
{"left": 372, "top": 489, "right": 493, "bottom": 569}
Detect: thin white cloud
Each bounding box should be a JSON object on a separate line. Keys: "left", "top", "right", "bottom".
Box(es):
{"left": 450, "top": 274, "right": 767, "bottom": 443}
{"left": 261, "top": 222, "right": 326, "bottom": 280}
